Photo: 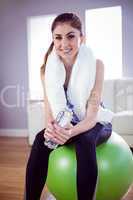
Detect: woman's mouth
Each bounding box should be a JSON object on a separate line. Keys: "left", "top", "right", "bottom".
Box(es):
{"left": 61, "top": 49, "right": 72, "bottom": 54}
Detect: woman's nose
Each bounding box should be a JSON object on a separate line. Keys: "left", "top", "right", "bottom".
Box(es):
{"left": 61, "top": 38, "right": 69, "bottom": 48}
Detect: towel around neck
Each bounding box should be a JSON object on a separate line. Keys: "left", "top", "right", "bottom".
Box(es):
{"left": 44, "top": 43, "right": 114, "bottom": 123}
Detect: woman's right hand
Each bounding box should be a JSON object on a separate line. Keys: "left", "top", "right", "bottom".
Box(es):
{"left": 44, "top": 121, "right": 73, "bottom": 145}
{"left": 44, "top": 121, "right": 55, "bottom": 141}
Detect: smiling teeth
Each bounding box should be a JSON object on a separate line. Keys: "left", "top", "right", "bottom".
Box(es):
{"left": 63, "top": 50, "right": 71, "bottom": 53}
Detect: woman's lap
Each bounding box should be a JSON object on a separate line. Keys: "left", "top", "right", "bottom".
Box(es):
{"left": 34, "top": 122, "right": 112, "bottom": 149}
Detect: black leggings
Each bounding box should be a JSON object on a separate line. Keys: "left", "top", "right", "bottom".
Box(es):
{"left": 25, "top": 122, "right": 112, "bottom": 200}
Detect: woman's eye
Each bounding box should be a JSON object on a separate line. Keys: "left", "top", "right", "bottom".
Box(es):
{"left": 68, "top": 35, "right": 75, "bottom": 39}
{"left": 55, "top": 36, "right": 62, "bottom": 40}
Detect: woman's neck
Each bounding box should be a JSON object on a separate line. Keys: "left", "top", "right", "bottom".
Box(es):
{"left": 61, "top": 58, "right": 73, "bottom": 69}
{"left": 60, "top": 52, "right": 78, "bottom": 69}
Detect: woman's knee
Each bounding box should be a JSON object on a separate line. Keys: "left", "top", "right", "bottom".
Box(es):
{"left": 79, "top": 123, "right": 103, "bottom": 143}
{"left": 96, "top": 123, "right": 112, "bottom": 146}
{"left": 33, "top": 129, "right": 45, "bottom": 147}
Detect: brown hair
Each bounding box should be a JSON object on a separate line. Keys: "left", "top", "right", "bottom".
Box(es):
{"left": 40, "top": 12, "right": 83, "bottom": 78}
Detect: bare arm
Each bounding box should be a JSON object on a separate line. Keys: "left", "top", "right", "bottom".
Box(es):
{"left": 43, "top": 79, "right": 73, "bottom": 145}
{"left": 70, "top": 59, "right": 104, "bottom": 136}
{"left": 43, "top": 79, "right": 54, "bottom": 128}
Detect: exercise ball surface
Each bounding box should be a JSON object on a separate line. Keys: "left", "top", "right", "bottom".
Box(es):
{"left": 46, "top": 132, "right": 133, "bottom": 200}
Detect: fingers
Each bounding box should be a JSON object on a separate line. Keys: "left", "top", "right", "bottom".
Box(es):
{"left": 44, "top": 122, "right": 73, "bottom": 145}
{"left": 44, "top": 122, "right": 56, "bottom": 139}
{"left": 54, "top": 124, "right": 71, "bottom": 136}
{"left": 54, "top": 124, "right": 73, "bottom": 139}
{"left": 44, "top": 129, "right": 67, "bottom": 145}
{"left": 47, "top": 122, "right": 55, "bottom": 132}
{"left": 50, "top": 129, "right": 69, "bottom": 144}
{"left": 44, "top": 130, "right": 53, "bottom": 140}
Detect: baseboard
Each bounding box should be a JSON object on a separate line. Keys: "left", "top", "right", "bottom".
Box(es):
{"left": 0, "top": 129, "right": 28, "bottom": 137}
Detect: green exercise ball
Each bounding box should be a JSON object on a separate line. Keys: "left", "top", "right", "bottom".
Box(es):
{"left": 46, "top": 132, "right": 133, "bottom": 200}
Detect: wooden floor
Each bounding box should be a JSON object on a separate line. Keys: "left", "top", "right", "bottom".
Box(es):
{"left": 0, "top": 137, "right": 30, "bottom": 200}
{"left": 0, "top": 136, "right": 132, "bottom": 200}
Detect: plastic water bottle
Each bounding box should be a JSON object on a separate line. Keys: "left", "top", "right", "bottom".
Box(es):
{"left": 44, "top": 108, "right": 73, "bottom": 149}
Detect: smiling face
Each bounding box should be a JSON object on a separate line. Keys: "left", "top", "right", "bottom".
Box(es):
{"left": 52, "top": 23, "right": 83, "bottom": 65}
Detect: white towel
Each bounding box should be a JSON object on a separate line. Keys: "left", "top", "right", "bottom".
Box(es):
{"left": 44, "top": 44, "right": 114, "bottom": 123}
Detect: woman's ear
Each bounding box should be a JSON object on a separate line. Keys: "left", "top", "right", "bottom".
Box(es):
{"left": 80, "top": 35, "right": 86, "bottom": 44}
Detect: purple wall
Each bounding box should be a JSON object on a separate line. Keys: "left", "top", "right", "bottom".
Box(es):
{"left": 0, "top": 0, "right": 133, "bottom": 129}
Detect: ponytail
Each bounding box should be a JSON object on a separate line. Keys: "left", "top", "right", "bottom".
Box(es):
{"left": 40, "top": 42, "right": 54, "bottom": 79}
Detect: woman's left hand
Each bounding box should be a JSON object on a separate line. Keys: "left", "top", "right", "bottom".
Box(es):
{"left": 53, "top": 123, "right": 73, "bottom": 145}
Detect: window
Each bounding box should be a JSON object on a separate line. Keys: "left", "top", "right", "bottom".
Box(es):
{"left": 85, "top": 6, "right": 122, "bottom": 79}
{"left": 27, "top": 14, "right": 56, "bottom": 100}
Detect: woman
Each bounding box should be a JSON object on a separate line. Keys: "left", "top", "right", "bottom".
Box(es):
{"left": 25, "top": 13, "right": 113, "bottom": 200}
